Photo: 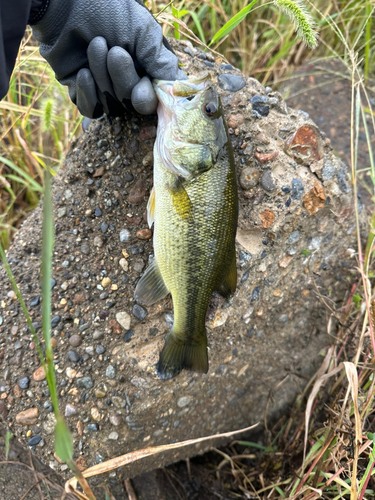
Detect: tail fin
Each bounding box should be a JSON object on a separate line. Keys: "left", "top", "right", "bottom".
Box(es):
{"left": 157, "top": 331, "right": 208, "bottom": 380}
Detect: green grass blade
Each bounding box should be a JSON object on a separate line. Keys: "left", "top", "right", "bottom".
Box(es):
{"left": 209, "top": 0, "right": 260, "bottom": 46}
{"left": 5, "top": 431, "right": 13, "bottom": 460}
{"left": 0, "top": 156, "right": 43, "bottom": 192}
{"left": 55, "top": 416, "right": 73, "bottom": 462}
{"left": 172, "top": 4, "right": 180, "bottom": 40}
{"left": 364, "top": 4, "right": 372, "bottom": 82}
{"left": 181, "top": 10, "right": 207, "bottom": 44}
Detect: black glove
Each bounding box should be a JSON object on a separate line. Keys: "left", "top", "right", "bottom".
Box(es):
{"left": 31, "top": 0, "right": 186, "bottom": 118}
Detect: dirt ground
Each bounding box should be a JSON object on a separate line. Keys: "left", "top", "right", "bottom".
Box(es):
{"left": 1, "top": 59, "right": 374, "bottom": 500}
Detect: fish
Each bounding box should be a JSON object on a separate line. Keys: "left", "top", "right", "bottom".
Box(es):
{"left": 134, "top": 74, "right": 238, "bottom": 379}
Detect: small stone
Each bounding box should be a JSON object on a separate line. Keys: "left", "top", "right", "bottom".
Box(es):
{"left": 165, "top": 313, "right": 174, "bottom": 329}
{"left": 217, "top": 74, "right": 246, "bottom": 92}
{"left": 85, "top": 346, "right": 94, "bottom": 356}
{"left": 260, "top": 209, "right": 275, "bottom": 228}
{"left": 94, "top": 207, "right": 102, "bottom": 217}
{"left": 260, "top": 171, "right": 275, "bottom": 191}
{"left": 129, "top": 244, "right": 143, "bottom": 255}
{"left": 106, "top": 365, "right": 116, "bottom": 379}
{"left": 65, "top": 404, "right": 77, "bottom": 417}
{"left": 240, "top": 167, "right": 260, "bottom": 190}
{"left": 76, "top": 377, "right": 93, "bottom": 389}
{"left": 101, "top": 277, "right": 111, "bottom": 288}
{"left": 88, "top": 424, "right": 99, "bottom": 432}
{"left": 303, "top": 182, "right": 326, "bottom": 215}
{"left": 16, "top": 408, "right": 39, "bottom": 425}
{"left": 19, "top": 377, "right": 30, "bottom": 389}
{"left": 254, "top": 150, "right": 278, "bottom": 164}
{"left": 74, "top": 294, "right": 85, "bottom": 304}
{"left": 136, "top": 229, "right": 152, "bottom": 240}
{"left": 227, "top": 114, "right": 244, "bottom": 129}
{"left": 250, "top": 95, "right": 267, "bottom": 104}
{"left": 93, "top": 330, "right": 105, "bottom": 340}
{"left": 0, "top": 400, "right": 8, "bottom": 418}
{"left": 129, "top": 139, "right": 139, "bottom": 156}
{"left": 109, "top": 319, "right": 122, "bottom": 335}
{"left": 285, "top": 125, "right": 322, "bottom": 163}
{"left": 108, "top": 431, "right": 119, "bottom": 440}
{"left": 62, "top": 260, "right": 69, "bottom": 268}
{"left": 288, "top": 231, "right": 300, "bottom": 244}
{"left": 69, "top": 335, "right": 82, "bottom": 347}
{"left": 96, "top": 345, "right": 106, "bottom": 355}
{"left": 119, "top": 229, "right": 132, "bottom": 243}
{"left": 132, "top": 304, "right": 148, "bottom": 321}
{"left": 124, "top": 330, "right": 135, "bottom": 343}
{"left": 97, "top": 139, "right": 108, "bottom": 148}
{"left": 68, "top": 350, "right": 81, "bottom": 363}
{"left": 93, "top": 166, "right": 105, "bottom": 177}
{"left": 109, "top": 414, "right": 122, "bottom": 426}
{"left": 278, "top": 314, "right": 288, "bottom": 323}
{"left": 119, "top": 258, "right": 129, "bottom": 272}
{"left": 66, "top": 367, "right": 77, "bottom": 378}
{"left": 337, "top": 167, "right": 351, "bottom": 194}
{"left": 101, "top": 222, "right": 109, "bottom": 233}
{"left": 33, "top": 366, "right": 46, "bottom": 382}
{"left": 94, "top": 236, "right": 103, "bottom": 247}
{"left": 133, "top": 260, "right": 145, "bottom": 273}
{"left": 322, "top": 162, "right": 336, "bottom": 181}
{"left": 177, "top": 396, "right": 191, "bottom": 408}
{"left": 81, "top": 244, "right": 90, "bottom": 255}
{"left": 30, "top": 296, "right": 40, "bottom": 307}
{"left": 142, "top": 152, "right": 153, "bottom": 167}
{"left": 116, "top": 312, "right": 131, "bottom": 330}
{"left": 79, "top": 323, "right": 90, "bottom": 333}
{"left": 279, "top": 255, "right": 293, "bottom": 268}
{"left": 28, "top": 436, "right": 42, "bottom": 446}
{"left": 57, "top": 207, "right": 67, "bottom": 218}
{"left": 91, "top": 407, "right": 102, "bottom": 421}
{"left": 128, "top": 179, "right": 146, "bottom": 204}
{"left": 51, "top": 315, "right": 61, "bottom": 328}
{"left": 291, "top": 179, "right": 304, "bottom": 200}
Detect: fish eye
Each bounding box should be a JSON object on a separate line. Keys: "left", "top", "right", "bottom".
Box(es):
{"left": 204, "top": 102, "right": 217, "bottom": 117}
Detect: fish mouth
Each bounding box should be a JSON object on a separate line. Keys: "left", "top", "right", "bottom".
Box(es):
{"left": 153, "top": 73, "right": 211, "bottom": 110}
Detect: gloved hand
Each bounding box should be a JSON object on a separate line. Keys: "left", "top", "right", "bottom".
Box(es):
{"left": 31, "top": 0, "right": 186, "bottom": 118}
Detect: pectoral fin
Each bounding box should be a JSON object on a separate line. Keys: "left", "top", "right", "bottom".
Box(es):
{"left": 217, "top": 252, "right": 237, "bottom": 298}
{"left": 167, "top": 178, "right": 194, "bottom": 223}
{"left": 170, "top": 143, "right": 212, "bottom": 178}
{"left": 134, "top": 259, "right": 169, "bottom": 306}
{"left": 147, "top": 187, "right": 155, "bottom": 228}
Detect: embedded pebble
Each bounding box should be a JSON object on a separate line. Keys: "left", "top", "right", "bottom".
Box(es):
{"left": 132, "top": 304, "right": 148, "bottom": 321}
{"left": 217, "top": 74, "right": 246, "bottom": 92}
{"left": 291, "top": 179, "right": 304, "bottom": 200}
{"left": 93, "top": 330, "right": 105, "bottom": 340}
{"left": 240, "top": 167, "right": 260, "bottom": 190}
{"left": 69, "top": 335, "right": 82, "bottom": 347}
{"left": 119, "top": 229, "right": 131, "bottom": 242}
{"left": 96, "top": 345, "right": 106, "bottom": 354}
{"left": 128, "top": 179, "right": 146, "bottom": 204}
{"left": 57, "top": 207, "right": 67, "bottom": 218}
{"left": 322, "top": 162, "right": 336, "bottom": 181}
{"left": 106, "top": 365, "right": 116, "bottom": 379}
{"left": 16, "top": 408, "right": 39, "bottom": 425}
{"left": 260, "top": 171, "right": 275, "bottom": 191}
{"left": 65, "top": 404, "right": 77, "bottom": 417}
{"left": 124, "top": 330, "right": 135, "bottom": 343}
{"left": 68, "top": 350, "right": 81, "bottom": 363}
{"left": 85, "top": 346, "right": 94, "bottom": 356}
{"left": 30, "top": 296, "right": 40, "bottom": 307}
{"left": 76, "top": 377, "right": 93, "bottom": 389}
{"left": 108, "top": 431, "right": 119, "bottom": 440}
{"left": 81, "top": 245, "right": 90, "bottom": 255}
{"left": 101, "top": 277, "right": 111, "bottom": 288}
{"left": 177, "top": 396, "right": 191, "bottom": 408}
{"left": 109, "top": 414, "right": 122, "bottom": 426}
{"left": 119, "top": 258, "right": 129, "bottom": 272}
{"left": 101, "top": 222, "right": 109, "bottom": 233}
{"left": 88, "top": 424, "right": 99, "bottom": 431}
{"left": 136, "top": 229, "right": 152, "bottom": 240}
{"left": 116, "top": 312, "right": 131, "bottom": 330}
{"left": 51, "top": 316, "right": 61, "bottom": 328}
{"left": 94, "top": 236, "right": 103, "bottom": 247}
{"left": 19, "top": 377, "right": 30, "bottom": 390}
{"left": 33, "top": 366, "right": 46, "bottom": 382}
{"left": 28, "top": 436, "right": 42, "bottom": 446}
{"left": 288, "top": 231, "right": 300, "bottom": 244}
{"left": 133, "top": 260, "right": 145, "bottom": 273}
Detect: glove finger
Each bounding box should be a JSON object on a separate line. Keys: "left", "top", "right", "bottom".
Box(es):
{"left": 76, "top": 68, "right": 103, "bottom": 119}
{"left": 87, "top": 37, "right": 124, "bottom": 116}
{"left": 107, "top": 47, "right": 141, "bottom": 102}
{"left": 131, "top": 76, "right": 158, "bottom": 115}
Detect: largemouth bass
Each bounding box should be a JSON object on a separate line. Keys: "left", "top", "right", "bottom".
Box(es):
{"left": 134, "top": 75, "right": 238, "bottom": 379}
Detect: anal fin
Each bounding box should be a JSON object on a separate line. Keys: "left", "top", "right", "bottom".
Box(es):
{"left": 217, "top": 252, "right": 237, "bottom": 298}
{"left": 134, "top": 258, "right": 169, "bottom": 306}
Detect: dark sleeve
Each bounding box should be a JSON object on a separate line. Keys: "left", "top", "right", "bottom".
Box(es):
{"left": 0, "top": 0, "right": 48, "bottom": 99}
